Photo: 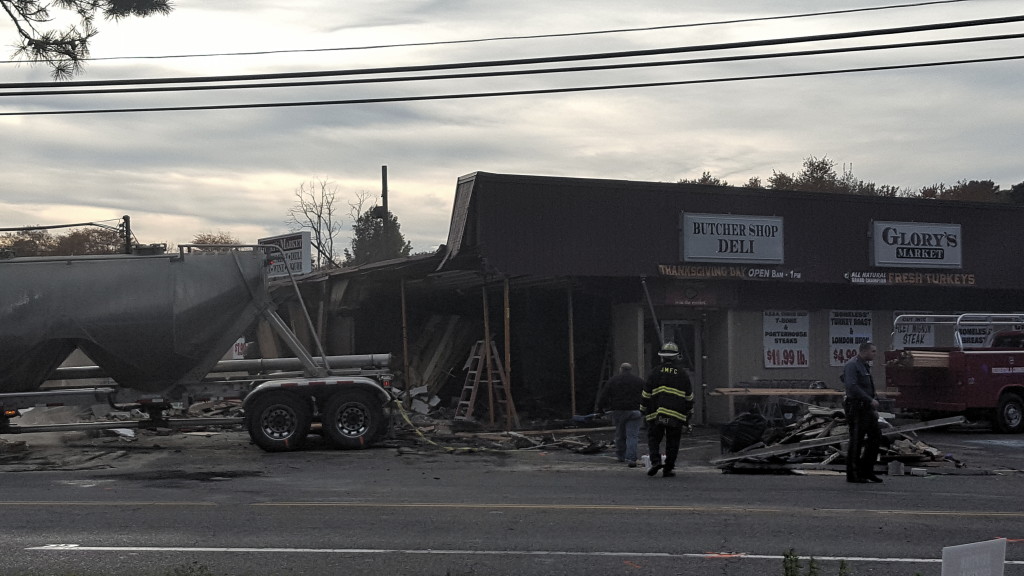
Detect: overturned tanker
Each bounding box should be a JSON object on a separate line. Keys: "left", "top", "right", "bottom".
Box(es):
{"left": 0, "top": 250, "right": 269, "bottom": 394}
{"left": 0, "top": 247, "right": 395, "bottom": 452}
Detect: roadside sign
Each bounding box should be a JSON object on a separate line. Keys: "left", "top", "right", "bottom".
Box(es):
{"left": 942, "top": 538, "right": 1006, "bottom": 576}
{"left": 258, "top": 231, "right": 312, "bottom": 278}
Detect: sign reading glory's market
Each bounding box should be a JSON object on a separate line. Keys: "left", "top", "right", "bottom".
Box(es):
{"left": 681, "top": 213, "right": 784, "bottom": 264}
{"left": 872, "top": 221, "right": 962, "bottom": 269}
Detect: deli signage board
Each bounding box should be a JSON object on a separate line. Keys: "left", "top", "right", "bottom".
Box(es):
{"left": 872, "top": 221, "right": 962, "bottom": 269}
{"left": 681, "top": 213, "right": 784, "bottom": 264}
{"left": 829, "top": 310, "right": 872, "bottom": 366}
{"left": 763, "top": 310, "right": 809, "bottom": 368}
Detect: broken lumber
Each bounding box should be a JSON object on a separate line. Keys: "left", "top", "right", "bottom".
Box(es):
{"left": 710, "top": 416, "right": 964, "bottom": 466}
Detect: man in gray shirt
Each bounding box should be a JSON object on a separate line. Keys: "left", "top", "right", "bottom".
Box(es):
{"left": 844, "top": 341, "right": 882, "bottom": 484}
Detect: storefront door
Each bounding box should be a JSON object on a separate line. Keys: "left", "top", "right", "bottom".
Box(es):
{"left": 661, "top": 321, "right": 703, "bottom": 424}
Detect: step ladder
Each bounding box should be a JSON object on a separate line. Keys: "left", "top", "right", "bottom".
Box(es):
{"left": 454, "top": 339, "right": 520, "bottom": 428}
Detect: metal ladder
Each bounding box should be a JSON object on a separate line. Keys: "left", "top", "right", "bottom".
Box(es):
{"left": 454, "top": 339, "right": 519, "bottom": 428}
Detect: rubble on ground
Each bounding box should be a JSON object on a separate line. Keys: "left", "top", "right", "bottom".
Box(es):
{"left": 387, "top": 411, "right": 611, "bottom": 454}
{"left": 715, "top": 409, "right": 965, "bottom": 474}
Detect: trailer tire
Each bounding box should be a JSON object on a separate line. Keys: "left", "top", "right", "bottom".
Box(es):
{"left": 322, "top": 390, "right": 383, "bottom": 450}
{"left": 995, "top": 393, "right": 1024, "bottom": 434}
{"left": 247, "top": 392, "right": 312, "bottom": 452}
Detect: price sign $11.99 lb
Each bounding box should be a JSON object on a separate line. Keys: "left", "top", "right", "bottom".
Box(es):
{"left": 763, "top": 310, "right": 810, "bottom": 368}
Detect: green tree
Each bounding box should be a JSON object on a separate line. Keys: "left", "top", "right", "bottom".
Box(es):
{"left": 1008, "top": 181, "right": 1024, "bottom": 204}
{"left": 53, "top": 227, "right": 124, "bottom": 254}
{"left": 343, "top": 209, "right": 412, "bottom": 267}
{"left": 2, "top": 0, "right": 172, "bottom": 79}
{"left": 923, "top": 179, "right": 1003, "bottom": 202}
{"left": 679, "top": 171, "right": 728, "bottom": 186}
{"left": 0, "top": 229, "right": 55, "bottom": 257}
{"left": 768, "top": 156, "right": 907, "bottom": 197}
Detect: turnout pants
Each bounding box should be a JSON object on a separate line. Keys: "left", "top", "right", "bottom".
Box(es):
{"left": 845, "top": 400, "right": 881, "bottom": 480}
{"left": 647, "top": 419, "right": 683, "bottom": 471}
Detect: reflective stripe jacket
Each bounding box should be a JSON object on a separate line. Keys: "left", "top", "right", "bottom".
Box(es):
{"left": 642, "top": 360, "right": 694, "bottom": 423}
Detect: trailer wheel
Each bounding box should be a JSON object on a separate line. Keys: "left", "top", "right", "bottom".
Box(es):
{"left": 995, "top": 393, "right": 1024, "bottom": 434}
{"left": 322, "top": 390, "right": 383, "bottom": 450}
{"left": 247, "top": 392, "right": 312, "bottom": 452}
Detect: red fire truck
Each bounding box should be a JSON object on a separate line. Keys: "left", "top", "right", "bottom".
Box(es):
{"left": 886, "top": 314, "right": 1024, "bottom": 433}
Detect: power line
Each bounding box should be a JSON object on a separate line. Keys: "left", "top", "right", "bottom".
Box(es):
{"left": 3, "top": 53, "right": 1020, "bottom": 116}
{"left": 0, "top": 0, "right": 976, "bottom": 64}
{"left": 4, "top": 31, "right": 1022, "bottom": 98}
{"left": 3, "top": 14, "right": 1023, "bottom": 90}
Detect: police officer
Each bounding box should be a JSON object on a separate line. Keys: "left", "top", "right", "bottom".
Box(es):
{"left": 642, "top": 342, "right": 694, "bottom": 478}
{"left": 844, "top": 341, "right": 883, "bottom": 484}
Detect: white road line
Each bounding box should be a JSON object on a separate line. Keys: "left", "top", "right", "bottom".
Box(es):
{"left": 24, "top": 545, "right": 1024, "bottom": 564}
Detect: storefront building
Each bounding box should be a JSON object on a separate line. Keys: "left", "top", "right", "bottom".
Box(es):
{"left": 431, "top": 172, "right": 1024, "bottom": 423}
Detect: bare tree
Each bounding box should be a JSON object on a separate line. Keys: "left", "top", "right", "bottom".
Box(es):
{"left": 287, "top": 179, "right": 344, "bottom": 270}
{"left": 2, "top": 0, "right": 172, "bottom": 79}
{"left": 347, "top": 189, "right": 379, "bottom": 223}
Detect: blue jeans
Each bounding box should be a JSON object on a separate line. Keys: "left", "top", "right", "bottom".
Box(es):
{"left": 611, "top": 409, "right": 642, "bottom": 463}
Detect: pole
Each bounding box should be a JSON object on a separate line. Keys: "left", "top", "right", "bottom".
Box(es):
{"left": 641, "top": 276, "right": 664, "bottom": 347}
{"left": 122, "top": 215, "right": 132, "bottom": 254}
{"left": 482, "top": 284, "right": 495, "bottom": 426}
{"left": 401, "top": 278, "right": 411, "bottom": 408}
{"left": 381, "top": 165, "right": 389, "bottom": 251}
{"left": 567, "top": 283, "right": 577, "bottom": 418}
{"left": 503, "top": 277, "right": 512, "bottom": 431}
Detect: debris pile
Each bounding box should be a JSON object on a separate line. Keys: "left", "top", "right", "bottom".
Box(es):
{"left": 185, "top": 400, "right": 244, "bottom": 418}
{"left": 713, "top": 410, "right": 965, "bottom": 474}
{"left": 388, "top": 416, "right": 610, "bottom": 454}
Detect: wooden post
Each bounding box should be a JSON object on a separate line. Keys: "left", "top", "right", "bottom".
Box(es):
{"left": 567, "top": 283, "right": 577, "bottom": 418}
{"left": 482, "top": 284, "right": 495, "bottom": 426}
{"left": 503, "top": 278, "right": 512, "bottom": 431}
{"left": 401, "top": 278, "right": 411, "bottom": 407}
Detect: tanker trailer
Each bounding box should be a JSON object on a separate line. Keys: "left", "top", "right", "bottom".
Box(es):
{"left": 0, "top": 246, "right": 395, "bottom": 452}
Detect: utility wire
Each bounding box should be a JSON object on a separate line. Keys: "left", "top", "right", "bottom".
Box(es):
{"left": 0, "top": 0, "right": 976, "bottom": 64}
{"left": 3, "top": 53, "right": 1020, "bottom": 116}
{"left": 3, "top": 14, "right": 1023, "bottom": 89}
{"left": 3, "top": 31, "right": 1022, "bottom": 97}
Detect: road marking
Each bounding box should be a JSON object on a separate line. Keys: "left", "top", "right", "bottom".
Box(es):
{"left": 0, "top": 502, "right": 216, "bottom": 506}
{"left": 24, "top": 544, "right": 1024, "bottom": 565}
{"left": 252, "top": 501, "right": 1024, "bottom": 518}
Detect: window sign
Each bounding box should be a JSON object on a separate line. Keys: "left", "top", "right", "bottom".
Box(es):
{"left": 763, "top": 310, "right": 809, "bottom": 368}
{"left": 681, "top": 213, "right": 784, "bottom": 264}
{"left": 829, "top": 310, "right": 872, "bottom": 366}
{"left": 893, "top": 312, "right": 936, "bottom": 349}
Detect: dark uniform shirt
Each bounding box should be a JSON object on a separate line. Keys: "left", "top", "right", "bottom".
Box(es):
{"left": 843, "top": 356, "right": 876, "bottom": 403}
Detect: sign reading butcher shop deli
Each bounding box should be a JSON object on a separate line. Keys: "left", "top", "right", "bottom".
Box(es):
{"left": 681, "top": 213, "right": 784, "bottom": 264}
{"left": 872, "top": 221, "right": 962, "bottom": 269}
{"left": 829, "top": 310, "right": 872, "bottom": 366}
{"left": 763, "top": 310, "right": 809, "bottom": 368}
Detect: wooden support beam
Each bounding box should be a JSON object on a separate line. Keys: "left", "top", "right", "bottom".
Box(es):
{"left": 567, "top": 284, "right": 577, "bottom": 418}
{"left": 503, "top": 278, "right": 513, "bottom": 431}
{"left": 401, "top": 278, "right": 411, "bottom": 407}
{"left": 482, "top": 285, "right": 495, "bottom": 427}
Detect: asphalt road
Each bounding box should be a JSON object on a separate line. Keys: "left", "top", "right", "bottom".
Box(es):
{"left": 1, "top": 427, "right": 1022, "bottom": 576}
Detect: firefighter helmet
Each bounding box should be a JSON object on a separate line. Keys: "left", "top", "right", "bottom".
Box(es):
{"left": 658, "top": 342, "right": 680, "bottom": 358}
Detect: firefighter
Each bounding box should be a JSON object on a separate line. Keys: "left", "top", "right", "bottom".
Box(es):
{"left": 642, "top": 342, "right": 694, "bottom": 478}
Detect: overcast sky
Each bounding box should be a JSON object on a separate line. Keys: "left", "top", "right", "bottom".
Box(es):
{"left": 2, "top": 0, "right": 1023, "bottom": 252}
